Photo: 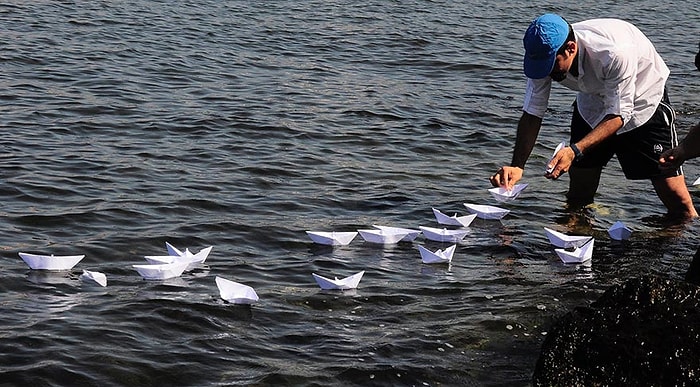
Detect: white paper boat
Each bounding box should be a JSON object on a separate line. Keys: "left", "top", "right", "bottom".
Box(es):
{"left": 418, "top": 226, "right": 469, "bottom": 242}
{"left": 372, "top": 225, "right": 421, "bottom": 242}
{"left": 306, "top": 231, "right": 357, "bottom": 246}
{"left": 18, "top": 252, "right": 85, "bottom": 271}
{"left": 463, "top": 203, "right": 510, "bottom": 220}
{"left": 357, "top": 228, "right": 408, "bottom": 244}
{"left": 543, "top": 227, "right": 592, "bottom": 248}
{"left": 312, "top": 270, "right": 365, "bottom": 290}
{"left": 555, "top": 238, "right": 594, "bottom": 264}
{"left": 693, "top": 177, "right": 700, "bottom": 186}
{"left": 487, "top": 183, "right": 528, "bottom": 203}
{"left": 432, "top": 208, "right": 477, "bottom": 227}
{"left": 146, "top": 245, "right": 212, "bottom": 271}
{"left": 80, "top": 269, "right": 107, "bottom": 287}
{"left": 215, "top": 276, "right": 259, "bottom": 304}
{"left": 418, "top": 244, "right": 456, "bottom": 264}
{"left": 132, "top": 261, "right": 189, "bottom": 280}
{"left": 546, "top": 141, "right": 567, "bottom": 173}
{"left": 608, "top": 221, "right": 632, "bottom": 241}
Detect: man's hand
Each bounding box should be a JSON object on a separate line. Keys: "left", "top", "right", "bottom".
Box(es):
{"left": 490, "top": 166, "right": 523, "bottom": 189}
{"left": 544, "top": 146, "right": 575, "bottom": 180}
{"left": 659, "top": 145, "right": 687, "bottom": 171}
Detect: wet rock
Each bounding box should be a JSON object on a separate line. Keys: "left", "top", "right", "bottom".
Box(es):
{"left": 532, "top": 275, "right": 700, "bottom": 386}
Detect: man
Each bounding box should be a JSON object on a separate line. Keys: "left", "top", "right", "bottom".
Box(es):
{"left": 490, "top": 14, "right": 697, "bottom": 219}
{"left": 659, "top": 43, "right": 700, "bottom": 283}
{"left": 658, "top": 42, "right": 700, "bottom": 171}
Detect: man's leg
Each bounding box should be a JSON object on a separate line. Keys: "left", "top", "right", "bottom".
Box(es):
{"left": 566, "top": 165, "right": 604, "bottom": 208}
{"left": 651, "top": 175, "right": 698, "bottom": 219}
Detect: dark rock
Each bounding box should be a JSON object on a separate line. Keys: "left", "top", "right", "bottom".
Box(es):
{"left": 532, "top": 275, "right": 700, "bottom": 386}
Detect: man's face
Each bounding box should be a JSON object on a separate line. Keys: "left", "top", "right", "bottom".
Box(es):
{"left": 549, "top": 54, "right": 569, "bottom": 81}
{"left": 549, "top": 42, "right": 576, "bottom": 82}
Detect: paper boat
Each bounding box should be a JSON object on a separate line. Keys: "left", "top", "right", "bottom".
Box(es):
{"left": 544, "top": 227, "right": 592, "bottom": 248}
{"left": 463, "top": 203, "right": 510, "bottom": 220}
{"left": 432, "top": 208, "right": 477, "bottom": 227}
{"left": 546, "top": 141, "right": 567, "bottom": 173}
{"left": 372, "top": 225, "right": 421, "bottom": 242}
{"left": 693, "top": 177, "right": 700, "bottom": 186}
{"left": 418, "top": 244, "right": 456, "bottom": 264}
{"left": 357, "top": 228, "right": 408, "bottom": 244}
{"left": 80, "top": 269, "right": 107, "bottom": 287}
{"left": 306, "top": 231, "right": 357, "bottom": 246}
{"left": 608, "top": 221, "right": 632, "bottom": 241}
{"left": 133, "top": 261, "right": 189, "bottom": 280}
{"left": 146, "top": 245, "right": 213, "bottom": 271}
{"left": 555, "top": 238, "right": 594, "bottom": 264}
{"left": 487, "top": 183, "right": 528, "bottom": 203}
{"left": 418, "top": 226, "right": 469, "bottom": 243}
{"left": 312, "top": 270, "right": 364, "bottom": 290}
{"left": 18, "top": 252, "right": 85, "bottom": 271}
{"left": 215, "top": 276, "right": 259, "bottom": 304}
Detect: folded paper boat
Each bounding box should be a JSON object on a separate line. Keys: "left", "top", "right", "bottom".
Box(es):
{"left": 146, "top": 245, "right": 213, "bottom": 271}
{"left": 487, "top": 183, "right": 528, "bottom": 203}
{"left": 418, "top": 244, "right": 456, "bottom": 264}
{"left": 608, "top": 221, "right": 632, "bottom": 241}
{"left": 555, "top": 238, "right": 594, "bottom": 264}
{"left": 18, "top": 252, "right": 85, "bottom": 271}
{"left": 463, "top": 203, "right": 510, "bottom": 220}
{"left": 357, "top": 228, "right": 409, "bottom": 244}
{"left": 372, "top": 225, "right": 421, "bottom": 242}
{"left": 215, "top": 276, "right": 259, "bottom": 304}
{"left": 432, "top": 208, "right": 477, "bottom": 227}
{"left": 312, "top": 270, "right": 365, "bottom": 290}
{"left": 306, "top": 231, "right": 357, "bottom": 246}
{"left": 544, "top": 227, "right": 592, "bottom": 249}
{"left": 418, "top": 226, "right": 469, "bottom": 243}
{"left": 80, "top": 269, "right": 107, "bottom": 287}
{"left": 133, "top": 261, "right": 189, "bottom": 280}
{"left": 693, "top": 177, "right": 700, "bottom": 186}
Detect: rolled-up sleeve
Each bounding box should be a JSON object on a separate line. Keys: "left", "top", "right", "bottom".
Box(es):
{"left": 523, "top": 77, "right": 552, "bottom": 118}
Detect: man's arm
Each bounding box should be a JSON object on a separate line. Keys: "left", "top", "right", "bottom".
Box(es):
{"left": 490, "top": 112, "right": 542, "bottom": 188}
{"left": 545, "top": 114, "right": 622, "bottom": 179}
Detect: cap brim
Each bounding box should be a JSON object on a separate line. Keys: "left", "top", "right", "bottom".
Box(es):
{"left": 524, "top": 55, "right": 556, "bottom": 79}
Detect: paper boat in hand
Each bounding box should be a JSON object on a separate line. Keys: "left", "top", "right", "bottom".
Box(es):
{"left": 608, "top": 221, "right": 632, "bottom": 241}
{"left": 544, "top": 227, "right": 592, "bottom": 248}
{"left": 487, "top": 183, "right": 528, "bottom": 203}
{"left": 432, "top": 208, "right": 477, "bottom": 227}
{"left": 463, "top": 203, "right": 510, "bottom": 220}
{"left": 555, "top": 238, "right": 594, "bottom": 264}
{"left": 18, "top": 252, "right": 85, "bottom": 271}
{"left": 306, "top": 231, "right": 357, "bottom": 246}
{"left": 419, "top": 226, "right": 469, "bottom": 242}
{"left": 80, "top": 269, "right": 107, "bottom": 287}
{"left": 133, "top": 261, "right": 189, "bottom": 280}
{"left": 546, "top": 141, "right": 567, "bottom": 173}
{"left": 358, "top": 228, "right": 408, "bottom": 244}
{"left": 215, "top": 276, "right": 259, "bottom": 304}
{"left": 312, "top": 270, "right": 364, "bottom": 290}
{"left": 693, "top": 177, "right": 700, "bottom": 186}
{"left": 418, "top": 244, "right": 456, "bottom": 264}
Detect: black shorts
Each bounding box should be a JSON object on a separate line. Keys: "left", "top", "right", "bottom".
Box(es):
{"left": 570, "top": 91, "right": 682, "bottom": 180}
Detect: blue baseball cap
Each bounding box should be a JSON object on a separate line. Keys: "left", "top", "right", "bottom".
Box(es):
{"left": 523, "top": 14, "right": 570, "bottom": 79}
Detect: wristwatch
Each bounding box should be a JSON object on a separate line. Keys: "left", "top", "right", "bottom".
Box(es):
{"left": 571, "top": 143, "right": 584, "bottom": 162}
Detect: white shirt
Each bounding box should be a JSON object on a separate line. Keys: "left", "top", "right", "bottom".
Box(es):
{"left": 522, "top": 18, "right": 669, "bottom": 134}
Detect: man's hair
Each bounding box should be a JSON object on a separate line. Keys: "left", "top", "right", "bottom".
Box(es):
{"left": 556, "top": 26, "right": 575, "bottom": 56}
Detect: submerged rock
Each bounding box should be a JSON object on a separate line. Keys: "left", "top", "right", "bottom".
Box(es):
{"left": 532, "top": 275, "right": 700, "bottom": 386}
